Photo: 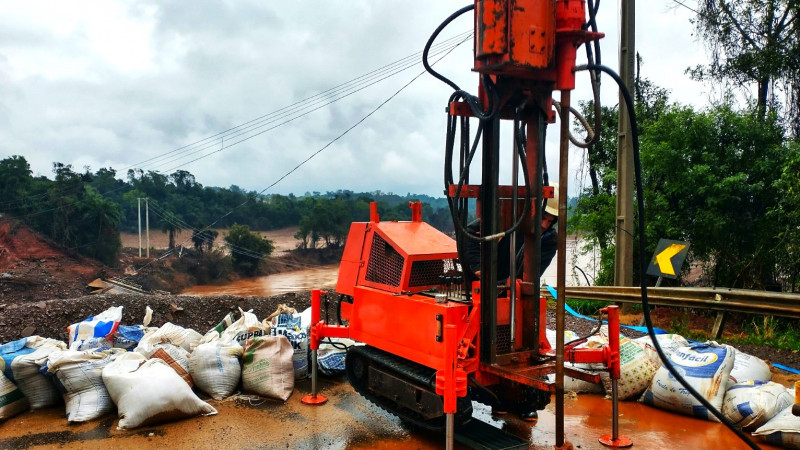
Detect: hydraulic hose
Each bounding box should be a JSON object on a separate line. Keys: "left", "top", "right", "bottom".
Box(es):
{"left": 575, "top": 63, "right": 761, "bottom": 450}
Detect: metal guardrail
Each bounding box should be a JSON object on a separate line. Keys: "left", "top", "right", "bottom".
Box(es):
{"left": 551, "top": 286, "right": 800, "bottom": 319}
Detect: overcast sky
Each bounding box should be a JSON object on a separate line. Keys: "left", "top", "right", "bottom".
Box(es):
{"left": 0, "top": 1, "right": 718, "bottom": 199}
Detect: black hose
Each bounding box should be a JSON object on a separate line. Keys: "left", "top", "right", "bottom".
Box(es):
{"left": 575, "top": 63, "right": 760, "bottom": 450}
{"left": 423, "top": 5, "right": 497, "bottom": 120}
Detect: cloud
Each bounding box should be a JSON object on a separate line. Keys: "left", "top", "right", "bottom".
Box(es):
{"left": 0, "top": 1, "right": 711, "bottom": 200}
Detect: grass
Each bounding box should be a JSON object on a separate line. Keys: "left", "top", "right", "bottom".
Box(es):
{"left": 724, "top": 316, "right": 800, "bottom": 351}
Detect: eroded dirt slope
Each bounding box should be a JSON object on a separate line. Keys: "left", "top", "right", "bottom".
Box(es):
{"left": 0, "top": 217, "right": 109, "bottom": 302}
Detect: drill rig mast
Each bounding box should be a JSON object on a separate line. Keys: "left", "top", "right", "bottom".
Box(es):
{"left": 306, "top": 2, "right": 628, "bottom": 448}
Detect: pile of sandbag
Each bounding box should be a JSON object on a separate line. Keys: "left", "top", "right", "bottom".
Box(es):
{"left": 0, "top": 304, "right": 312, "bottom": 429}
{"left": 545, "top": 323, "right": 799, "bottom": 446}
{"left": 752, "top": 389, "right": 800, "bottom": 449}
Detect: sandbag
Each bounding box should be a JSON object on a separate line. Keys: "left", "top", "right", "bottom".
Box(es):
{"left": 113, "top": 306, "right": 153, "bottom": 350}
{"left": 45, "top": 348, "right": 122, "bottom": 422}
{"left": 753, "top": 403, "right": 800, "bottom": 449}
{"left": 545, "top": 328, "right": 579, "bottom": 347}
{"left": 242, "top": 336, "right": 294, "bottom": 401}
{"left": 190, "top": 341, "right": 243, "bottom": 400}
{"left": 67, "top": 306, "right": 123, "bottom": 351}
{"left": 317, "top": 338, "right": 357, "bottom": 377}
{"left": 0, "top": 370, "right": 28, "bottom": 421}
{"left": 220, "top": 308, "right": 270, "bottom": 346}
{"left": 588, "top": 332, "right": 659, "bottom": 400}
{"left": 634, "top": 333, "right": 689, "bottom": 367}
{"left": 136, "top": 322, "right": 202, "bottom": 354}
{"left": 722, "top": 381, "right": 793, "bottom": 430}
{"left": 102, "top": 352, "right": 216, "bottom": 429}
{"left": 639, "top": 341, "right": 735, "bottom": 421}
{"left": 1, "top": 336, "right": 66, "bottom": 409}
{"left": 729, "top": 352, "right": 771, "bottom": 384}
{"left": 150, "top": 345, "right": 193, "bottom": 387}
{"left": 270, "top": 312, "right": 309, "bottom": 380}
{"left": 546, "top": 362, "right": 605, "bottom": 394}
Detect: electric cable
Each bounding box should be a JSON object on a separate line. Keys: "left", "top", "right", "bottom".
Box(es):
{"left": 130, "top": 28, "right": 473, "bottom": 275}
{"left": 575, "top": 62, "right": 761, "bottom": 450}
{"left": 149, "top": 36, "right": 473, "bottom": 174}
{"left": 0, "top": 32, "right": 470, "bottom": 214}
{"left": 127, "top": 31, "right": 472, "bottom": 173}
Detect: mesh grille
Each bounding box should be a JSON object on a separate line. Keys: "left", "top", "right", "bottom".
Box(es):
{"left": 497, "top": 324, "right": 511, "bottom": 354}
{"left": 409, "top": 258, "right": 458, "bottom": 287}
{"left": 365, "top": 234, "right": 404, "bottom": 287}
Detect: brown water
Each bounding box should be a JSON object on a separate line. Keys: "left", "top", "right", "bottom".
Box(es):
{"left": 181, "top": 263, "right": 340, "bottom": 296}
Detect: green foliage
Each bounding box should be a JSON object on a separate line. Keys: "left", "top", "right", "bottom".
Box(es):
{"left": 187, "top": 249, "right": 232, "bottom": 284}
{"left": 192, "top": 227, "right": 218, "bottom": 252}
{"left": 571, "top": 73, "right": 799, "bottom": 289}
{"left": 565, "top": 299, "right": 612, "bottom": 316}
{"left": 689, "top": 1, "right": 799, "bottom": 134}
{"left": 0, "top": 155, "right": 457, "bottom": 266}
{"left": 727, "top": 316, "right": 800, "bottom": 351}
{"left": 224, "top": 224, "right": 274, "bottom": 276}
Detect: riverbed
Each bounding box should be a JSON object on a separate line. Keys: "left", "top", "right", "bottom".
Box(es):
{"left": 181, "top": 263, "right": 340, "bottom": 297}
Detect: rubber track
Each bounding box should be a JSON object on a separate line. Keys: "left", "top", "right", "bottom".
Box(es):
{"left": 346, "top": 345, "right": 473, "bottom": 432}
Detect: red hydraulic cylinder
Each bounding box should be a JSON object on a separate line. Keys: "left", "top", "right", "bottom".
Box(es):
{"left": 303, "top": 289, "right": 350, "bottom": 406}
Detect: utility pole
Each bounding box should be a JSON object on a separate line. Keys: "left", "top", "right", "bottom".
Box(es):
{"left": 137, "top": 198, "right": 142, "bottom": 257}
{"left": 615, "top": 0, "right": 635, "bottom": 293}
{"left": 145, "top": 198, "right": 150, "bottom": 258}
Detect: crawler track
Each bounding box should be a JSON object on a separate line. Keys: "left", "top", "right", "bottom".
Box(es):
{"left": 345, "top": 345, "right": 473, "bottom": 432}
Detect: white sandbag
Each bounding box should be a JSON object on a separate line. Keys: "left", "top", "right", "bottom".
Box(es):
{"left": 0, "top": 370, "right": 28, "bottom": 421}
{"left": 588, "top": 332, "right": 659, "bottom": 400}
{"left": 199, "top": 311, "right": 236, "bottom": 344}
{"left": 545, "top": 329, "right": 579, "bottom": 347}
{"left": 722, "top": 381, "right": 794, "bottom": 430}
{"left": 67, "top": 306, "right": 123, "bottom": 351}
{"left": 242, "top": 336, "right": 294, "bottom": 401}
{"left": 190, "top": 341, "right": 243, "bottom": 400}
{"left": 317, "top": 338, "right": 358, "bottom": 377}
{"left": 640, "top": 341, "right": 735, "bottom": 422}
{"left": 220, "top": 308, "right": 270, "bottom": 346}
{"left": 136, "top": 322, "right": 202, "bottom": 354}
{"left": 634, "top": 333, "right": 689, "bottom": 367}
{"left": 149, "top": 344, "right": 193, "bottom": 387}
{"left": 1, "top": 337, "right": 66, "bottom": 410}
{"left": 546, "top": 362, "right": 605, "bottom": 394}
{"left": 753, "top": 404, "right": 800, "bottom": 449}
{"left": 45, "top": 348, "right": 122, "bottom": 422}
{"left": 102, "top": 352, "right": 216, "bottom": 429}
{"left": 729, "top": 352, "right": 771, "bottom": 384}
{"left": 270, "top": 312, "right": 309, "bottom": 380}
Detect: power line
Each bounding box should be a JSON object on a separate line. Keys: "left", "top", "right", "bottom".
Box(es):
{"left": 131, "top": 31, "right": 473, "bottom": 274}
{"left": 128, "top": 32, "right": 472, "bottom": 174}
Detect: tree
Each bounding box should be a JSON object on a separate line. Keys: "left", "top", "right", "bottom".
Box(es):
{"left": 689, "top": 0, "right": 800, "bottom": 134}
{"left": 224, "top": 224, "right": 274, "bottom": 275}
{"left": 571, "top": 94, "right": 794, "bottom": 288}
{"left": 772, "top": 141, "right": 800, "bottom": 291}
{"left": 192, "top": 227, "right": 218, "bottom": 252}
{"left": 0, "top": 156, "right": 34, "bottom": 217}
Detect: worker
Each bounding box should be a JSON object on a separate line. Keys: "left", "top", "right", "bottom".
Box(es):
{"left": 465, "top": 183, "right": 559, "bottom": 281}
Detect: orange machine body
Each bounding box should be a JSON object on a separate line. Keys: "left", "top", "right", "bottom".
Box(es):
{"left": 336, "top": 209, "right": 468, "bottom": 370}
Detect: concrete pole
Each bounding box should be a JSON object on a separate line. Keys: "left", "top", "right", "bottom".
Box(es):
{"left": 615, "top": 0, "right": 635, "bottom": 293}
{"left": 137, "top": 198, "right": 142, "bottom": 257}
{"left": 146, "top": 198, "right": 150, "bottom": 258}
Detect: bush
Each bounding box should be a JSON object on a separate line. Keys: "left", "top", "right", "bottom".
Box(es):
{"left": 224, "top": 224, "right": 274, "bottom": 276}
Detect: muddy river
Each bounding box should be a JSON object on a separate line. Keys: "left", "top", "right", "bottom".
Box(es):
{"left": 181, "top": 264, "right": 340, "bottom": 297}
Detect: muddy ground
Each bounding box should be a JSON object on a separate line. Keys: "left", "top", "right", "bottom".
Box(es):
{"left": 1, "top": 216, "right": 797, "bottom": 381}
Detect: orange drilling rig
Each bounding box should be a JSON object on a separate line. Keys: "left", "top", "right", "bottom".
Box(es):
{"left": 305, "top": 1, "right": 629, "bottom": 448}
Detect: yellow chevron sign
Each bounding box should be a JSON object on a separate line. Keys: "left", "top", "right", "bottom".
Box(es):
{"left": 647, "top": 239, "right": 690, "bottom": 279}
